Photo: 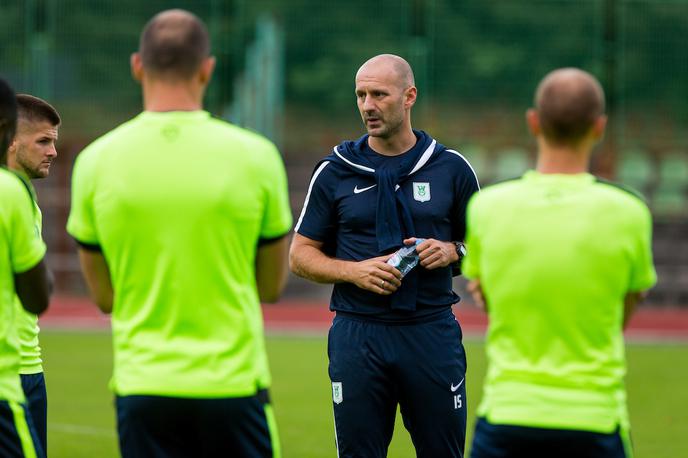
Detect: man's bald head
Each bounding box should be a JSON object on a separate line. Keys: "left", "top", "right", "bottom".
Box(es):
{"left": 357, "top": 54, "right": 415, "bottom": 89}
{"left": 535, "top": 68, "right": 605, "bottom": 144}
{"left": 139, "top": 9, "right": 210, "bottom": 80}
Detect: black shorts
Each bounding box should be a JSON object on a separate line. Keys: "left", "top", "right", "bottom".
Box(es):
{"left": 116, "top": 390, "right": 279, "bottom": 458}
{"left": 470, "top": 417, "right": 631, "bottom": 458}
{"left": 20, "top": 373, "right": 47, "bottom": 455}
{"left": 0, "top": 399, "right": 44, "bottom": 458}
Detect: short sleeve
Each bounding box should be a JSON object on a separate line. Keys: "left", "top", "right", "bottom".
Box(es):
{"left": 7, "top": 178, "right": 46, "bottom": 273}
{"left": 628, "top": 204, "right": 657, "bottom": 292}
{"left": 461, "top": 194, "right": 482, "bottom": 280}
{"left": 293, "top": 161, "right": 337, "bottom": 242}
{"left": 259, "top": 144, "right": 293, "bottom": 241}
{"left": 450, "top": 151, "right": 481, "bottom": 242}
{"left": 66, "top": 149, "right": 99, "bottom": 245}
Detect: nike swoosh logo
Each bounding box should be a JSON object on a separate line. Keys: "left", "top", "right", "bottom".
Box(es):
{"left": 450, "top": 378, "right": 465, "bottom": 392}
{"left": 353, "top": 184, "right": 377, "bottom": 194}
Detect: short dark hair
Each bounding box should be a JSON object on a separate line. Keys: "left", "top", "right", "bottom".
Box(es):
{"left": 535, "top": 68, "right": 605, "bottom": 144}
{"left": 17, "top": 94, "right": 61, "bottom": 127}
{"left": 139, "top": 9, "right": 210, "bottom": 80}
{"left": 0, "top": 78, "right": 17, "bottom": 165}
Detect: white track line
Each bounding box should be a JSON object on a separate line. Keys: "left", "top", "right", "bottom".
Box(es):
{"left": 49, "top": 422, "right": 115, "bottom": 438}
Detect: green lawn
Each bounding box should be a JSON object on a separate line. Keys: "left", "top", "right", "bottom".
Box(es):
{"left": 42, "top": 331, "right": 687, "bottom": 457}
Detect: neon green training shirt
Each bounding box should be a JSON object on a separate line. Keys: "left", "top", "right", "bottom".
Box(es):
{"left": 0, "top": 169, "right": 46, "bottom": 402}
{"left": 67, "top": 111, "right": 292, "bottom": 398}
{"left": 463, "top": 171, "right": 656, "bottom": 433}
{"left": 14, "top": 200, "right": 43, "bottom": 375}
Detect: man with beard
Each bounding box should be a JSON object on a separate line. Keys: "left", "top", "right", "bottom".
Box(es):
{"left": 290, "top": 54, "right": 479, "bottom": 458}
{"left": 7, "top": 94, "right": 60, "bottom": 454}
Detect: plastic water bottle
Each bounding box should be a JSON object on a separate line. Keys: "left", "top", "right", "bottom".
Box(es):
{"left": 386, "top": 239, "right": 425, "bottom": 278}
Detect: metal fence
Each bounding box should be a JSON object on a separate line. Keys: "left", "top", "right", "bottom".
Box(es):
{"left": 1, "top": 0, "right": 686, "bottom": 300}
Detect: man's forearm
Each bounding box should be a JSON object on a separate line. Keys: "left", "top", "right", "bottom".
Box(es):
{"left": 255, "top": 236, "right": 289, "bottom": 303}
{"left": 78, "top": 249, "right": 114, "bottom": 313}
{"left": 289, "top": 243, "right": 353, "bottom": 284}
{"left": 15, "top": 260, "right": 51, "bottom": 315}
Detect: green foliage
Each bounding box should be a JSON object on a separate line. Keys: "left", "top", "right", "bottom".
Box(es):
{"left": 2, "top": 0, "right": 687, "bottom": 136}
{"left": 2, "top": 0, "right": 238, "bottom": 130}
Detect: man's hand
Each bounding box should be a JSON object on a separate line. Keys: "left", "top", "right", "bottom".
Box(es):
{"left": 404, "top": 237, "right": 458, "bottom": 270}
{"left": 290, "top": 233, "right": 401, "bottom": 295}
{"left": 344, "top": 255, "right": 403, "bottom": 295}
{"left": 467, "top": 279, "right": 487, "bottom": 312}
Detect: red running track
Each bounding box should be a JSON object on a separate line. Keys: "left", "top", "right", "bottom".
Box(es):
{"left": 42, "top": 296, "right": 688, "bottom": 341}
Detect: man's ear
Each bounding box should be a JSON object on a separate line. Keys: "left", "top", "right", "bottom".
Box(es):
{"left": 198, "top": 56, "right": 216, "bottom": 85}
{"left": 131, "top": 53, "right": 144, "bottom": 83}
{"left": 6, "top": 135, "right": 19, "bottom": 168}
{"left": 526, "top": 108, "right": 541, "bottom": 137}
{"left": 404, "top": 86, "right": 417, "bottom": 110}
{"left": 592, "top": 115, "right": 607, "bottom": 141}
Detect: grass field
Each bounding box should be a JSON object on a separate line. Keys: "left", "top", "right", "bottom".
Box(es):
{"left": 42, "top": 331, "right": 687, "bottom": 457}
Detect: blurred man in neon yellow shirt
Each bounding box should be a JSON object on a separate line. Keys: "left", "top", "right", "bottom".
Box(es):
{"left": 67, "top": 9, "right": 291, "bottom": 457}
{"left": 464, "top": 68, "right": 656, "bottom": 458}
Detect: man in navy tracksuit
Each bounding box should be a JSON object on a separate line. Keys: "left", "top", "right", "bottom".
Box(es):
{"left": 289, "top": 54, "right": 480, "bottom": 457}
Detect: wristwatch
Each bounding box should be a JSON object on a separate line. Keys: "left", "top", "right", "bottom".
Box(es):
{"left": 453, "top": 241, "right": 467, "bottom": 261}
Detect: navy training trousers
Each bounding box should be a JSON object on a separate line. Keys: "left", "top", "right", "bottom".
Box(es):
{"left": 328, "top": 309, "right": 467, "bottom": 458}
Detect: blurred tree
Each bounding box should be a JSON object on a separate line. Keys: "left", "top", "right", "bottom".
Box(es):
{"left": 0, "top": 0, "right": 685, "bottom": 139}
